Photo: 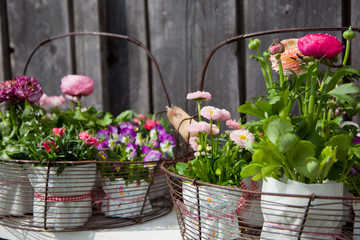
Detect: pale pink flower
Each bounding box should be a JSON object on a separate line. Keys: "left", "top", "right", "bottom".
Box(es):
{"left": 230, "top": 129, "right": 255, "bottom": 149}
{"left": 226, "top": 119, "right": 242, "bottom": 130}
{"left": 189, "top": 137, "right": 199, "bottom": 152}
{"left": 269, "top": 38, "right": 306, "bottom": 76}
{"left": 194, "top": 152, "right": 200, "bottom": 157}
{"left": 188, "top": 121, "right": 219, "bottom": 135}
{"left": 218, "top": 109, "right": 231, "bottom": 121}
{"left": 39, "top": 94, "right": 66, "bottom": 111}
{"left": 186, "top": 91, "right": 211, "bottom": 101}
{"left": 200, "top": 106, "right": 222, "bottom": 120}
{"left": 60, "top": 75, "right": 94, "bottom": 96}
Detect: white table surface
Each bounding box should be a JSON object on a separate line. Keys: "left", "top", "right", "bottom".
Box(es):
{"left": 0, "top": 209, "right": 182, "bottom": 240}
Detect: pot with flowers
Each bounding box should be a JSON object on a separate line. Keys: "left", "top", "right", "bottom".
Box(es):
{"left": 238, "top": 27, "right": 360, "bottom": 239}
{"left": 0, "top": 75, "right": 44, "bottom": 216}
{"left": 96, "top": 111, "right": 176, "bottom": 218}
{"left": 25, "top": 126, "right": 99, "bottom": 230}
{"left": 167, "top": 91, "right": 263, "bottom": 240}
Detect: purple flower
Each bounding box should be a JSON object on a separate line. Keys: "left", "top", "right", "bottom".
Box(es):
{"left": 119, "top": 122, "right": 133, "bottom": 130}
{"left": 159, "top": 134, "right": 176, "bottom": 145}
{"left": 143, "top": 150, "right": 162, "bottom": 162}
{"left": 150, "top": 139, "right": 159, "bottom": 148}
{"left": 349, "top": 165, "right": 360, "bottom": 176}
{"left": 150, "top": 125, "right": 166, "bottom": 139}
{"left": 13, "top": 75, "right": 43, "bottom": 103}
{"left": 353, "top": 136, "right": 360, "bottom": 144}
{"left": 141, "top": 145, "right": 151, "bottom": 154}
{"left": 120, "top": 128, "right": 136, "bottom": 144}
{"left": 108, "top": 125, "right": 119, "bottom": 135}
{"left": 126, "top": 143, "right": 138, "bottom": 159}
{"left": 96, "top": 129, "right": 110, "bottom": 140}
{"left": 97, "top": 140, "right": 109, "bottom": 150}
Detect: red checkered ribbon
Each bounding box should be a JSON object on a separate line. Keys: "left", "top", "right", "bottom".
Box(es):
{"left": 34, "top": 192, "right": 91, "bottom": 202}
{"left": 236, "top": 179, "right": 259, "bottom": 214}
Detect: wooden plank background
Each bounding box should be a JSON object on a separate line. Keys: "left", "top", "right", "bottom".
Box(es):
{"left": 0, "top": 0, "right": 359, "bottom": 121}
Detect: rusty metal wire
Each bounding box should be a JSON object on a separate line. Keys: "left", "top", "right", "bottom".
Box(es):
{"left": 0, "top": 158, "right": 172, "bottom": 232}
{"left": 162, "top": 26, "right": 360, "bottom": 239}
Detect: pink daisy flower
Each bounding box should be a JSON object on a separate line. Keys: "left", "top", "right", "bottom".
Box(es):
{"left": 218, "top": 109, "right": 231, "bottom": 121}
{"left": 186, "top": 91, "right": 211, "bottom": 101}
{"left": 230, "top": 129, "right": 255, "bottom": 149}
{"left": 226, "top": 119, "right": 242, "bottom": 130}
{"left": 200, "top": 106, "right": 222, "bottom": 120}
{"left": 188, "top": 121, "right": 219, "bottom": 135}
{"left": 189, "top": 137, "right": 199, "bottom": 152}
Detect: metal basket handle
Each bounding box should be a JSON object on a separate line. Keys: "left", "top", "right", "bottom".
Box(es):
{"left": 22, "top": 31, "right": 171, "bottom": 108}
{"left": 198, "top": 26, "right": 360, "bottom": 91}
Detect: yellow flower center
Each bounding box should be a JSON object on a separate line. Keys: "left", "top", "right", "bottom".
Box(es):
{"left": 209, "top": 110, "right": 214, "bottom": 114}
{"left": 240, "top": 135, "right": 247, "bottom": 140}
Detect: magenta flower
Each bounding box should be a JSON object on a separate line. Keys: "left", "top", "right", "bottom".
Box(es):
{"left": 200, "top": 106, "right": 222, "bottom": 120}
{"left": 39, "top": 94, "right": 66, "bottom": 111}
{"left": 141, "top": 145, "right": 151, "bottom": 154}
{"left": 13, "top": 76, "right": 43, "bottom": 103}
{"left": 349, "top": 165, "right": 360, "bottom": 176}
{"left": 226, "top": 119, "right": 241, "bottom": 130}
{"left": 230, "top": 129, "right": 255, "bottom": 149}
{"left": 186, "top": 91, "right": 211, "bottom": 101}
{"left": 297, "top": 33, "right": 344, "bottom": 59}
{"left": 60, "top": 74, "right": 94, "bottom": 97}
{"left": 353, "top": 136, "right": 360, "bottom": 144}
{"left": 0, "top": 80, "right": 16, "bottom": 102}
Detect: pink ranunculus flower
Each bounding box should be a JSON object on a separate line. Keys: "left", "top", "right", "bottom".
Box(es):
{"left": 297, "top": 33, "right": 344, "bottom": 59}
{"left": 270, "top": 38, "right": 306, "bottom": 76}
{"left": 39, "top": 94, "right": 66, "bottom": 111}
{"left": 186, "top": 91, "right": 211, "bottom": 101}
{"left": 60, "top": 75, "right": 94, "bottom": 97}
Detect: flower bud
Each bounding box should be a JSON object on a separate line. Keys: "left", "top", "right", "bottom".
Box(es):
{"left": 248, "top": 39, "right": 261, "bottom": 50}
{"left": 343, "top": 26, "right": 356, "bottom": 40}
{"left": 263, "top": 50, "right": 270, "bottom": 59}
{"left": 269, "top": 41, "right": 285, "bottom": 55}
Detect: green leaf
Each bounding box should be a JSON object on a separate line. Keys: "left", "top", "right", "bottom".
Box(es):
{"left": 318, "top": 146, "right": 337, "bottom": 180}
{"left": 326, "top": 134, "right": 351, "bottom": 163}
{"left": 191, "top": 159, "right": 210, "bottom": 183}
{"left": 97, "top": 112, "right": 113, "bottom": 127}
{"left": 115, "top": 110, "right": 134, "bottom": 123}
{"left": 295, "top": 157, "right": 319, "bottom": 180}
{"left": 263, "top": 116, "right": 293, "bottom": 145}
{"left": 328, "top": 83, "right": 360, "bottom": 107}
{"left": 288, "top": 140, "right": 316, "bottom": 168}
{"left": 277, "top": 132, "right": 298, "bottom": 152}
{"left": 325, "top": 67, "right": 360, "bottom": 92}
{"left": 238, "top": 101, "right": 265, "bottom": 119}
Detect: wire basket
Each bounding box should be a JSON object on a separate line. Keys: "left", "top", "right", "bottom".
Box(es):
{"left": 161, "top": 26, "right": 360, "bottom": 239}
{"left": 0, "top": 32, "right": 174, "bottom": 231}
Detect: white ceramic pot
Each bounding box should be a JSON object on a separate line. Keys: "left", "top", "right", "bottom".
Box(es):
{"left": 101, "top": 177, "right": 152, "bottom": 218}
{"left": 27, "top": 163, "right": 96, "bottom": 230}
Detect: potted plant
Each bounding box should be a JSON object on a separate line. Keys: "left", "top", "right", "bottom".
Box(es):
{"left": 0, "top": 75, "right": 44, "bottom": 216}
{"left": 96, "top": 111, "right": 176, "bottom": 218}
{"left": 170, "top": 91, "right": 262, "bottom": 239}
{"left": 24, "top": 126, "right": 99, "bottom": 230}
{"left": 239, "top": 27, "right": 360, "bottom": 239}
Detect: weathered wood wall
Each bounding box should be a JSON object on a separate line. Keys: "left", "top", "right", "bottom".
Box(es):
{"left": 0, "top": 0, "right": 359, "bottom": 120}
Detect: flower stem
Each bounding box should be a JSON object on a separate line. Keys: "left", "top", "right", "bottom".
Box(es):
{"left": 256, "top": 49, "right": 270, "bottom": 89}
{"left": 276, "top": 54, "right": 285, "bottom": 89}
{"left": 307, "top": 77, "right": 317, "bottom": 132}
{"left": 197, "top": 101, "right": 202, "bottom": 122}
{"left": 343, "top": 39, "right": 351, "bottom": 66}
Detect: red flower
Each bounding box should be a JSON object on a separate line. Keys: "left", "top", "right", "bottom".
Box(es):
{"left": 259, "top": 132, "right": 264, "bottom": 137}
{"left": 297, "top": 33, "right": 344, "bottom": 59}
{"left": 52, "top": 128, "right": 66, "bottom": 137}
{"left": 78, "top": 131, "right": 99, "bottom": 146}
{"left": 41, "top": 140, "right": 55, "bottom": 152}
{"left": 144, "top": 120, "right": 159, "bottom": 130}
